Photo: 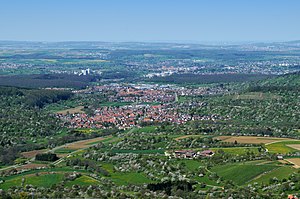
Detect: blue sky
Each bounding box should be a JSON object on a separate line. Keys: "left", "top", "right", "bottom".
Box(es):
{"left": 0, "top": 0, "right": 299, "bottom": 42}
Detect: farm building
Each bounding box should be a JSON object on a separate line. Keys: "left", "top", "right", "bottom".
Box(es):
{"left": 169, "top": 149, "right": 215, "bottom": 159}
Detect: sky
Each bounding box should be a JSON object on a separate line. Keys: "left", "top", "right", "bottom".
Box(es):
{"left": 0, "top": 0, "right": 299, "bottom": 42}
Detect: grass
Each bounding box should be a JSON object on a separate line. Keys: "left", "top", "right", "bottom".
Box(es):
{"left": 211, "top": 147, "right": 260, "bottom": 155}
{"left": 131, "top": 126, "right": 157, "bottom": 133}
{"left": 65, "top": 175, "right": 100, "bottom": 187}
{"left": 174, "top": 135, "right": 204, "bottom": 141}
{"left": 250, "top": 166, "right": 296, "bottom": 184}
{"left": 266, "top": 141, "right": 300, "bottom": 154}
{"left": 1, "top": 167, "right": 90, "bottom": 181}
{"left": 56, "top": 106, "right": 84, "bottom": 114}
{"left": 0, "top": 173, "right": 64, "bottom": 190}
{"left": 211, "top": 163, "right": 278, "bottom": 185}
{"left": 101, "top": 163, "right": 115, "bottom": 173}
{"left": 87, "top": 136, "right": 120, "bottom": 145}
{"left": 176, "top": 159, "right": 204, "bottom": 171}
{"left": 194, "top": 175, "right": 223, "bottom": 187}
{"left": 54, "top": 148, "right": 77, "bottom": 154}
{"left": 109, "top": 172, "right": 153, "bottom": 185}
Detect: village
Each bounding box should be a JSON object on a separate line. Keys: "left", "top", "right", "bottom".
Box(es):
{"left": 57, "top": 103, "right": 224, "bottom": 129}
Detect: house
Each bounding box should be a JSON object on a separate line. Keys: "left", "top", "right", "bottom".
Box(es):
{"left": 288, "top": 195, "right": 298, "bottom": 199}
{"left": 199, "top": 150, "right": 214, "bottom": 157}
{"left": 277, "top": 155, "right": 284, "bottom": 160}
{"left": 174, "top": 150, "right": 196, "bottom": 159}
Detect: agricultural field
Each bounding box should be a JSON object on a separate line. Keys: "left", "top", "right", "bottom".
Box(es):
{"left": 57, "top": 136, "right": 111, "bottom": 150}
{"left": 0, "top": 173, "right": 65, "bottom": 190}
{"left": 250, "top": 166, "right": 296, "bottom": 184}
{"left": 211, "top": 163, "right": 278, "bottom": 185}
{"left": 217, "top": 136, "right": 296, "bottom": 144}
{"left": 174, "top": 135, "right": 203, "bottom": 141}
{"left": 210, "top": 147, "right": 260, "bottom": 155}
{"left": 285, "top": 158, "right": 300, "bottom": 169}
{"left": 266, "top": 141, "right": 300, "bottom": 154}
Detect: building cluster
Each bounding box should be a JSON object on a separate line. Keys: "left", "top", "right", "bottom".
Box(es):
{"left": 57, "top": 103, "right": 223, "bottom": 129}
{"left": 111, "top": 88, "right": 175, "bottom": 103}
{"left": 91, "top": 83, "right": 228, "bottom": 100}
{"left": 165, "top": 150, "right": 214, "bottom": 159}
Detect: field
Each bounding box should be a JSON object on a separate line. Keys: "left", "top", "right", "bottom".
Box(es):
{"left": 61, "top": 136, "right": 111, "bottom": 150}
{"left": 285, "top": 158, "right": 300, "bottom": 168}
{"left": 16, "top": 163, "right": 47, "bottom": 170}
{"left": 266, "top": 141, "right": 300, "bottom": 154}
{"left": 217, "top": 136, "right": 295, "bottom": 144}
{"left": 286, "top": 144, "right": 300, "bottom": 150}
{"left": 174, "top": 135, "right": 203, "bottom": 141}
{"left": 56, "top": 106, "right": 85, "bottom": 115}
{"left": 109, "top": 172, "right": 153, "bottom": 186}
{"left": 176, "top": 159, "right": 204, "bottom": 171}
{"left": 210, "top": 147, "right": 260, "bottom": 155}
{"left": 0, "top": 173, "right": 65, "bottom": 190}
{"left": 21, "top": 149, "right": 48, "bottom": 159}
{"left": 250, "top": 166, "right": 296, "bottom": 184}
{"left": 211, "top": 163, "right": 278, "bottom": 185}
{"left": 65, "top": 175, "right": 100, "bottom": 187}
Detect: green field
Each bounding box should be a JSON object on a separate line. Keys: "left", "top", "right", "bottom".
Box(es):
{"left": 109, "top": 172, "right": 153, "bottom": 185}
{"left": 211, "top": 163, "right": 278, "bottom": 185}
{"left": 65, "top": 175, "right": 100, "bottom": 187}
{"left": 176, "top": 159, "right": 204, "bottom": 171}
{"left": 0, "top": 173, "right": 64, "bottom": 190}
{"left": 55, "top": 148, "right": 77, "bottom": 154}
{"left": 266, "top": 141, "right": 300, "bottom": 154}
{"left": 211, "top": 147, "right": 260, "bottom": 155}
{"left": 250, "top": 166, "right": 296, "bottom": 184}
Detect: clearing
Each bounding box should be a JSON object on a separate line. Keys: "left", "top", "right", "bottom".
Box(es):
{"left": 56, "top": 106, "right": 85, "bottom": 115}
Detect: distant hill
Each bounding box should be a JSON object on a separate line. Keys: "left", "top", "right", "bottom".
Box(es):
{"left": 248, "top": 72, "right": 300, "bottom": 92}
{"left": 261, "top": 71, "right": 300, "bottom": 87}
{"left": 0, "top": 74, "right": 97, "bottom": 89}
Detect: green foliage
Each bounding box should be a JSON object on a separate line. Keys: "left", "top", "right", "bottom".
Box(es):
{"left": 35, "top": 153, "right": 59, "bottom": 162}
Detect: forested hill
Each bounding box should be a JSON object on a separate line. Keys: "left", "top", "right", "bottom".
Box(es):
{"left": 0, "top": 87, "right": 73, "bottom": 164}
{"left": 248, "top": 72, "right": 300, "bottom": 92}
{"left": 0, "top": 86, "right": 73, "bottom": 108}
